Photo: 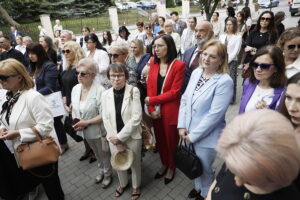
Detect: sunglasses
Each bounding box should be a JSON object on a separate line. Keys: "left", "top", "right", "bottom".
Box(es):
{"left": 0, "top": 74, "right": 17, "bottom": 82}
{"left": 260, "top": 17, "right": 271, "bottom": 22}
{"left": 75, "top": 72, "right": 92, "bottom": 77}
{"left": 62, "top": 49, "right": 71, "bottom": 54}
{"left": 145, "top": 27, "right": 152, "bottom": 29}
{"left": 287, "top": 44, "right": 300, "bottom": 50}
{"left": 108, "top": 53, "right": 123, "bottom": 59}
{"left": 250, "top": 62, "right": 274, "bottom": 70}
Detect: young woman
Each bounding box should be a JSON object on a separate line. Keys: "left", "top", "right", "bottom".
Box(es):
{"left": 27, "top": 43, "right": 69, "bottom": 153}
{"left": 84, "top": 33, "right": 110, "bottom": 88}
{"left": 102, "top": 30, "right": 113, "bottom": 49}
{"left": 240, "top": 45, "right": 286, "bottom": 113}
{"left": 219, "top": 17, "right": 242, "bottom": 103}
{"left": 145, "top": 34, "right": 185, "bottom": 185}
{"left": 39, "top": 35, "right": 57, "bottom": 65}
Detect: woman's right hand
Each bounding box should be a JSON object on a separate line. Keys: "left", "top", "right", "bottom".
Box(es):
{"left": 178, "top": 128, "right": 188, "bottom": 139}
{"left": 64, "top": 104, "right": 71, "bottom": 113}
{"left": 150, "top": 111, "right": 160, "bottom": 119}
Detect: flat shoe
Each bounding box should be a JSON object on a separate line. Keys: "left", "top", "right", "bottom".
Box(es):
{"left": 131, "top": 192, "right": 141, "bottom": 200}
{"left": 115, "top": 183, "right": 129, "bottom": 198}
{"left": 188, "top": 188, "right": 200, "bottom": 199}
{"left": 101, "top": 176, "right": 112, "bottom": 189}
{"left": 95, "top": 174, "right": 104, "bottom": 184}
{"left": 89, "top": 157, "right": 97, "bottom": 163}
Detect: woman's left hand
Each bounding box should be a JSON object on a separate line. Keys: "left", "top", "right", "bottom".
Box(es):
{"left": 108, "top": 136, "right": 121, "bottom": 145}
{"left": 183, "top": 135, "right": 192, "bottom": 144}
{"left": 144, "top": 97, "right": 150, "bottom": 105}
{"left": 0, "top": 130, "right": 20, "bottom": 140}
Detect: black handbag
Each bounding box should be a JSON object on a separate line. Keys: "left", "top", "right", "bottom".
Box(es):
{"left": 64, "top": 114, "right": 83, "bottom": 142}
{"left": 174, "top": 139, "right": 203, "bottom": 179}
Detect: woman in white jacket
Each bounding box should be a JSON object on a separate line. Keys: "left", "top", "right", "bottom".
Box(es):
{"left": 85, "top": 33, "right": 111, "bottom": 89}
{"left": 0, "top": 59, "right": 64, "bottom": 200}
{"left": 219, "top": 17, "right": 242, "bottom": 103}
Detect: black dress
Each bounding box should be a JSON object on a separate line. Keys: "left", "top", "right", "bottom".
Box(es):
{"left": 61, "top": 68, "right": 78, "bottom": 106}
{"left": 211, "top": 164, "right": 300, "bottom": 200}
{"left": 244, "top": 30, "right": 278, "bottom": 64}
{"left": 114, "top": 86, "right": 125, "bottom": 132}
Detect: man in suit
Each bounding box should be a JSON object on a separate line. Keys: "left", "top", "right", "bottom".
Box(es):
{"left": 181, "top": 21, "right": 214, "bottom": 94}
{"left": 0, "top": 36, "right": 26, "bottom": 66}
{"left": 9, "top": 26, "right": 24, "bottom": 47}
{"left": 171, "top": 11, "right": 187, "bottom": 36}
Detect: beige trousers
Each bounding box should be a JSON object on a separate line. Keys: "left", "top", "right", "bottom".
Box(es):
{"left": 109, "top": 138, "right": 142, "bottom": 188}
{"left": 86, "top": 138, "right": 112, "bottom": 177}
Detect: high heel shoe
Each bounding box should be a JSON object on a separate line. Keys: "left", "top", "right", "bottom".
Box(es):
{"left": 154, "top": 167, "right": 168, "bottom": 179}
{"left": 79, "top": 150, "right": 92, "bottom": 161}
{"left": 164, "top": 170, "right": 175, "bottom": 185}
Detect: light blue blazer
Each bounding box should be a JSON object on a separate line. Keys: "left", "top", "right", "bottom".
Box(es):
{"left": 178, "top": 68, "right": 233, "bottom": 148}
{"left": 71, "top": 81, "right": 106, "bottom": 139}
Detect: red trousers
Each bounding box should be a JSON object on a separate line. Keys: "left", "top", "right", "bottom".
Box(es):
{"left": 153, "top": 117, "right": 179, "bottom": 170}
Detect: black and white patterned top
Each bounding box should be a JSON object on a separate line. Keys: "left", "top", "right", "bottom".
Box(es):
{"left": 195, "top": 75, "right": 210, "bottom": 91}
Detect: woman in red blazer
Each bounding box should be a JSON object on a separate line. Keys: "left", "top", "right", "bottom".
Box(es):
{"left": 145, "top": 34, "right": 185, "bottom": 185}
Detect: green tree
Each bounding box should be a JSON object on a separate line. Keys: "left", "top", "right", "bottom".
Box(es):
{"left": 166, "top": 0, "right": 175, "bottom": 8}
{"left": 195, "top": 0, "right": 220, "bottom": 21}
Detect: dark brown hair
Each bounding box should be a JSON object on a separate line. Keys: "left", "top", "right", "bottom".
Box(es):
{"left": 226, "top": 17, "right": 238, "bottom": 34}
{"left": 248, "top": 45, "right": 287, "bottom": 88}
{"left": 27, "top": 43, "right": 50, "bottom": 76}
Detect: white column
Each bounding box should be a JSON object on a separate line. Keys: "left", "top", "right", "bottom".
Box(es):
{"left": 182, "top": 0, "right": 190, "bottom": 20}
{"left": 156, "top": 0, "right": 166, "bottom": 18}
{"left": 109, "top": 7, "right": 119, "bottom": 33}
{"left": 39, "top": 14, "right": 54, "bottom": 39}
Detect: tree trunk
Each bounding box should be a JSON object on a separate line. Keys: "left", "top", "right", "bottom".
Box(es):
{"left": 0, "top": 4, "right": 20, "bottom": 27}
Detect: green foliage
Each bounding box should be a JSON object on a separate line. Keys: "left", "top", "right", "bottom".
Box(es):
{"left": 166, "top": 0, "right": 175, "bottom": 8}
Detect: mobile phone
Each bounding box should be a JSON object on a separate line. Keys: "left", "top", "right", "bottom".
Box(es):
{"left": 72, "top": 118, "right": 80, "bottom": 125}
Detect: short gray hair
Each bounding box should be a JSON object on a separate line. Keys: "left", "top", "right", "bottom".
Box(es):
{"left": 77, "top": 58, "right": 98, "bottom": 75}
{"left": 109, "top": 41, "right": 129, "bottom": 55}
{"left": 23, "top": 36, "right": 32, "bottom": 42}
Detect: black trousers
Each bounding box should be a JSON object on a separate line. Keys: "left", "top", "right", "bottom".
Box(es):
{"left": 54, "top": 116, "right": 68, "bottom": 145}
{"left": 0, "top": 141, "right": 64, "bottom": 200}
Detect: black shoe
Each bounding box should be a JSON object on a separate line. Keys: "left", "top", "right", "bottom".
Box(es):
{"left": 154, "top": 167, "right": 168, "bottom": 179}
{"left": 79, "top": 150, "right": 92, "bottom": 161}
{"left": 195, "top": 193, "right": 204, "bottom": 200}
{"left": 188, "top": 188, "right": 200, "bottom": 199}
{"left": 89, "top": 157, "right": 97, "bottom": 163}
{"left": 164, "top": 170, "right": 175, "bottom": 185}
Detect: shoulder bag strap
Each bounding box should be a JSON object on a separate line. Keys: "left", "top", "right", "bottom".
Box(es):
{"left": 160, "top": 59, "right": 176, "bottom": 94}
{"left": 31, "top": 126, "right": 43, "bottom": 141}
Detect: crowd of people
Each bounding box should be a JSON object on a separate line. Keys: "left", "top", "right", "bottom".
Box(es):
{"left": 0, "top": 3, "right": 300, "bottom": 200}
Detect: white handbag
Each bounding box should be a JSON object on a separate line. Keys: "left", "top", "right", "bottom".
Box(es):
{"left": 45, "top": 91, "right": 66, "bottom": 117}
{"left": 144, "top": 60, "right": 176, "bottom": 117}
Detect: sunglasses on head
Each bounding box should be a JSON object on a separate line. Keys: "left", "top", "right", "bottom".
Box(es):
{"left": 108, "top": 53, "right": 123, "bottom": 59}
{"left": 261, "top": 17, "right": 271, "bottom": 22}
{"left": 250, "top": 62, "right": 274, "bottom": 70}
{"left": 0, "top": 74, "right": 17, "bottom": 81}
{"left": 75, "top": 71, "right": 91, "bottom": 77}
{"left": 287, "top": 44, "right": 300, "bottom": 50}
{"left": 62, "top": 49, "right": 71, "bottom": 54}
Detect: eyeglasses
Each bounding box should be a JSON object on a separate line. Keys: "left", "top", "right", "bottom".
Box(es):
{"left": 110, "top": 74, "right": 125, "bottom": 79}
{"left": 86, "top": 41, "right": 95, "bottom": 44}
{"left": 0, "top": 74, "right": 17, "bottom": 82}
{"left": 152, "top": 44, "right": 166, "bottom": 49}
{"left": 260, "top": 17, "right": 271, "bottom": 22}
{"left": 75, "top": 71, "right": 93, "bottom": 77}
{"left": 108, "top": 53, "right": 124, "bottom": 59}
{"left": 287, "top": 44, "right": 300, "bottom": 50}
{"left": 62, "top": 49, "right": 71, "bottom": 54}
{"left": 250, "top": 62, "right": 274, "bottom": 70}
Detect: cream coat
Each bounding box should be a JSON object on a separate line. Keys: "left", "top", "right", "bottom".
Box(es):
{"left": 71, "top": 81, "right": 106, "bottom": 139}
{"left": 0, "top": 89, "right": 60, "bottom": 165}
{"left": 101, "top": 84, "right": 142, "bottom": 142}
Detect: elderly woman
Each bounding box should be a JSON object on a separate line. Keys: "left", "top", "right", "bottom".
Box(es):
{"left": 71, "top": 58, "right": 112, "bottom": 188}
{"left": 277, "top": 28, "right": 300, "bottom": 78}
{"left": 206, "top": 110, "right": 300, "bottom": 200}
{"left": 178, "top": 40, "right": 233, "bottom": 200}
{"left": 126, "top": 39, "right": 145, "bottom": 85}
{"left": 60, "top": 41, "right": 96, "bottom": 162}
{"left": 0, "top": 59, "right": 64, "bottom": 200}
{"left": 164, "top": 21, "right": 181, "bottom": 53}
{"left": 145, "top": 34, "right": 185, "bottom": 184}
{"left": 240, "top": 46, "right": 286, "bottom": 113}
{"left": 102, "top": 63, "right": 142, "bottom": 199}
{"left": 84, "top": 33, "right": 110, "bottom": 88}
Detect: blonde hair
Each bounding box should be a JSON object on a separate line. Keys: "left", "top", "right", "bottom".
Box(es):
{"left": 130, "top": 39, "right": 145, "bottom": 56}
{"left": 217, "top": 110, "right": 300, "bottom": 192}
{"left": 77, "top": 58, "right": 98, "bottom": 75}
{"left": 63, "top": 41, "right": 85, "bottom": 70}
{"left": 201, "top": 40, "right": 228, "bottom": 74}
{"left": 109, "top": 41, "right": 129, "bottom": 55}
{"left": 0, "top": 59, "right": 34, "bottom": 90}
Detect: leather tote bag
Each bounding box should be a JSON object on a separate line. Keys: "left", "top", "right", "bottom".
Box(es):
{"left": 16, "top": 127, "right": 61, "bottom": 170}
{"left": 174, "top": 139, "right": 203, "bottom": 179}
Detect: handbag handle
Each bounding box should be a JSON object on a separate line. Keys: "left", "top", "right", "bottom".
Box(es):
{"left": 31, "top": 127, "right": 43, "bottom": 141}
{"left": 179, "top": 138, "right": 196, "bottom": 154}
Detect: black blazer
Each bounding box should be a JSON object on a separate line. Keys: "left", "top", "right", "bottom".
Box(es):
{"left": 35, "top": 61, "right": 59, "bottom": 95}
{"left": 181, "top": 46, "right": 197, "bottom": 94}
